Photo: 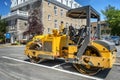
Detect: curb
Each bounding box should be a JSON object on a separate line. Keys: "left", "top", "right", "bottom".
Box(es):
{"left": 0, "top": 44, "right": 25, "bottom": 48}
{"left": 7, "top": 45, "right": 25, "bottom": 47}
{"left": 114, "top": 63, "right": 120, "bottom": 66}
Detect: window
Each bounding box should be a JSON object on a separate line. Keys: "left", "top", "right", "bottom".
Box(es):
{"left": 24, "top": 22, "right": 27, "bottom": 26}
{"left": 48, "top": 15, "right": 51, "bottom": 20}
{"left": 61, "top": 9, "right": 63, "bottom": 17}
{"left": 74, "top": 4, "right": 77, "bottom": 8}
{"left": 48, "top": 28, "right": 50, "bottom": 33}
{"left": 48, "top": 2, "right": 50, "bottom": 6}
{"left": 54, "top": 6, "right": 57, "bottom": 15}
{"left": 70, "top": 1, "right": 73, "bottom": 8}
{"left": 61, "top": 0, "right": 63, "bottom": 3}
{"left": 10, "top": 20, "right": 16, "bottom": 30}
{"left": 23, "top": 35, "right": 27, "bottom": 39}
{"left": 10, "top": 24, "right": 15, "bottom": 30}
{"left": 54, "top": 20, "right": 58, "bottom": 28}
{"left": 14, "top": 0, "right": 17, "bottom": 5}
{"left": 66, "top": 0, "right": 68, "bottom": 6}
{"left": 16, "top": 0, "right": 18, "bottom": 5}
{"left": 21, "top": 0, "right": 23, "bottom": 3}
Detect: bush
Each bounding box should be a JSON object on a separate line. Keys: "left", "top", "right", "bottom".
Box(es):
{"left": 0, "top": 39, "right": 5, "bottom": 44}
{"left": 11, "top": 43, "right": 18, "bottom": 45}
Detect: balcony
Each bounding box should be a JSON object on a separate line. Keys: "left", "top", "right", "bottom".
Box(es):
{"left": 11, "top": 0, "right": 39, "bottom": 11}
{"left": 1, "top": 10, "right": 28, "bottom": 20}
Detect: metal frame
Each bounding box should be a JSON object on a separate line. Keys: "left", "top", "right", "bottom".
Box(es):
{"left": 67, "top": 5, "right": 100, "bottom": 18}
{"left": 67, "top": 5, "right": 100, "bottom": 58}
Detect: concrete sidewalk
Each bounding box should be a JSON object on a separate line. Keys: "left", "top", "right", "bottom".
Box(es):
{"left": 0, "top": 43, "right": 25, "bottom": 48}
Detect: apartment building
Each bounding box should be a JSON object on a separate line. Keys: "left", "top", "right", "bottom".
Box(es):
{"left": 2, "top": 0, "right": 86, "bottom": 43}
{"left": 91, "top": 21, "right": 111, "bottom": 38}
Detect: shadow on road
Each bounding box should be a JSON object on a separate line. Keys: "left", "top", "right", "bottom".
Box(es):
{"left": 24, "top": 59, "right": 30, "bottom": 62}
{"left": 93, "top": 69, "right": 111, "bottom": 79}
{"left": 24, "top": 58, "right": 111, "bottom": 79}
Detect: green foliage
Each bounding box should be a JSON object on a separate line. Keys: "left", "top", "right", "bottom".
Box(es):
{"left": 0, "top": 16, "right": 8, "bottom": 42}
{"left": 101, "top": 5, "right": 120, "bottom": 36}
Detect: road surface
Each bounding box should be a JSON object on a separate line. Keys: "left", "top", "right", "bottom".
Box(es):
{"left": 0, "top": 45, "right": 120, "bottom": 80}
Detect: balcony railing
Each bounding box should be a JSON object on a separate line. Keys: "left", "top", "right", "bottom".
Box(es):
{"left": 1, "top": 10, "right": 28, "bottom": 19}
{"left": 11, "top": 0, "right": 39, "bottom": 11}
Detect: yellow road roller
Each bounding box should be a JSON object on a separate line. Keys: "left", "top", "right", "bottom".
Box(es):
{"left": 24, "top": 6, "right": 116, "bottom": 75}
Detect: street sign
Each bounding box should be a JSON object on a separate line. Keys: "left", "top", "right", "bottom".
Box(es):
{"left": 6, "top": 33, "right": 11, "bottom": 39}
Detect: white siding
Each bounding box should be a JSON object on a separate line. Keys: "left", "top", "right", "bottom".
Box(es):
{"left": 11, "top": 0, "right": 28, "bottom": 8}
{"left": 11, "top": 0, "right": 18, "bottom": 7}
{"left": 11, "top": 0, "right": 81, "bottom": 8}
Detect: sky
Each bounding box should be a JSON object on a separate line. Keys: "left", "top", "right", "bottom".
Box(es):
{"left": 0, "top": 0, "right": 120, "bottom": 21}
{"left": 0, "top": 0, "right": 11, "bottom": 16}
{"left": 75, "top": 0, "right": 120, "bottom": 20}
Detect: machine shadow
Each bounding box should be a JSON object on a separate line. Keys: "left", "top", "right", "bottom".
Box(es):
{"left": 93, "top": 69, "right": 111, "bottom": 79}
{"left": 24, "top": 58, "right": 110, "bottom": 79}
{"left": 24, "top": 58, "right": 65, "bottom": 66}
{"left": 24, "top": 58, "right": 30, "bottom": 62}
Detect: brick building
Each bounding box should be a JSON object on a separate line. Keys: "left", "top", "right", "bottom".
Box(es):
{"left": 91, "top": 21, "right": 111, "bottom": 38}
{"left": 2, "top": 0, "right": 86, "bottom": 43}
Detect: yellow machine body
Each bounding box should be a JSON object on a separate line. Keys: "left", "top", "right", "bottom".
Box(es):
{"left": 80, "top": 42, "right": 116, "bottom": 68}
{"left": 25, "top": 29, "right": 76, "bottom": 59}
{"left": 25, "top": 29, "right": 116, "bottom": 69}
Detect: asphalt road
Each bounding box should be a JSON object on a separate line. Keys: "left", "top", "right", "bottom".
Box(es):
{"left": 116, "top": 46, "right": 120, "bottom": 57}
{"left": 0, "top": 45, "right": 120, "bottom": 80}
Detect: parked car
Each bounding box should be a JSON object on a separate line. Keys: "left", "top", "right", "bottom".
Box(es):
{"left": 110, "top": 36, "right": 120, "bottom": 45}
{"left": 101, "top": 36, "right": 111, "bottom": 41}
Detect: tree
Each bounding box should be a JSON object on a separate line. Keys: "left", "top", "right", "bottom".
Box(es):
{"left": 0, "top": 16, "right": 8, "bottom": 43}
{"left": 101, "top": 5, "right": 120, "bottom": 36}
{"left": 28, "top": 8, "right": 43, "bottom": 35}
{"left": 24, "top": 1, "right": 44, "bottom": 38}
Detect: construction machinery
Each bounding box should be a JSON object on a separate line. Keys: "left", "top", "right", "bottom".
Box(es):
{"left": 24, "top": 6, "right": 116, "bottom": 75}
